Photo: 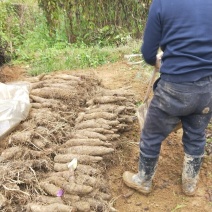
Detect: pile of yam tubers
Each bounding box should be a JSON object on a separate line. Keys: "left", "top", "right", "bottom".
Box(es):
{"left": 0, "top": 72, "right": 136, "bottom": 212}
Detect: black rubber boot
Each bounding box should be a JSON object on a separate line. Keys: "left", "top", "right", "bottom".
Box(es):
{"left": 182, "top": 154, "right": 202, "bottom": 196}
{"left": 123, "top": 154, "right": 158, "bottom": 194}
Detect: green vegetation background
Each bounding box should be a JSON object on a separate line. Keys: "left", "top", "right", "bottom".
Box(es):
{"left": 0, "top": 0, "right": 152, "bottom": 75}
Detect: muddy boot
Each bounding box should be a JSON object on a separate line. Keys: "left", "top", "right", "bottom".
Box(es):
{"left": 123, "top": 154, "right": 158, "bottom": 194}
{"left": 182, "top": 154, "right": 202, "bottom": 196}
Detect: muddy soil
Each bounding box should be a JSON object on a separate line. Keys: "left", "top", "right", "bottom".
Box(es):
{"left": 0, "top": 62, "right": 212, "bottom": 212}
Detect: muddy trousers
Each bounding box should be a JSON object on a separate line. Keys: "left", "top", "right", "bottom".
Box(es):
{"left": 139, "top": 76, "right": 212, "bottom": 158}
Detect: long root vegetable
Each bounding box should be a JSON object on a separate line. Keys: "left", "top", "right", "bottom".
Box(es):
{"left": 54, "top": 153, "right": 103, "bottom": 163}
{"left": 42, "top": 83, "right": 75, "bottom": 89}
{"left": 96, "top": 118, "right": 120, "bottom": 126}
{"left": 27, "top": 73, "right": 45, "bottom": 83}
{"left": 86, "top": 104, "right": 135, "bottom": 114}
{"left": 19, "top": 120, "right": 36, "bottom": 130}
{"left": 23, "top": 149, "right": 52, "bottom": 160}
{"left": 31, "top": 81, "right": 45, "bottom": 89}
{"left": 47, "top": 176, "right": 93, "bottom": 195}
{"left": 54, "top": 171, "right": 98, "bottom": 187}
{"left": 30, "top": 95, "right": 62, "bottom": 108}
{"left": 61, "top": 139, "right": 112, "bottom": 148}
{"left": 60, "top": 146, "right": 114, "bottom": 156}
{"left": 118, "top": 115, "right": 135, "bottom": 123}
{"left": 118, "top": 125, "right": 132, "bottom": 132}
{"left": 72, "top": 131, "right": 107, "bottom": 141}
{"left": 30, "top": 95, "right": 49, "bottom": 104}
{"left": 59, "top": 74, "right": 81, "bottom": 81}
{"left": 116, "top": 123, "right": 129, "bottom": 130}
{"left": 72, "top": 201, "right": 90, "bottom": 212}
{"left": 31, "top": 139, "right": 48, "bottom": 149}
{"left": 0, "top": 146, "right": 23, "bottom": 161}
{"left": 75, "top": 164, "right": 101, "bottom": 175}
{"left": 80, "top": 128, "right": 114, "bottom": 134}
{"left": 86, "top": 96, "right": 127, "bottom": 106}
{"left": 42, "top": 102, "right": 68, "bottom": 110}
{"left": 82, "top": 112, "right": 117, "bottom": 121}
{"left": 54, "top": 163, "right": 69, "bottom": 172}
{"left": 36, "top": 193, "right": 80, "bottom": 204}
{"left": 61, "top": 194, "right": 80, "bottom": 202}
{"left": 31, "top": 87, "right": 75, "bottom": 100}
{"left": 75, "top": 112, "right": 85, "bottom": 124}
{"left": 105, "top": 134, "right": 120, "bottom": 141}
{"left": 27, "top": 203, "right": 76, "bottom": 212}
{"left": 61, "top": 197, "right": 91, "bottom": 211}
{"left": 75, "top": 120, "right": 111, "bottom": 130}
{"left": 74, "top": 175, "right": 99, "bottom": 188}
{"left": 54, "top": 164, "right": 100, "bottom": 176}
{"left": 63, "top": 182, "right": 93, "bottom": 196}
{"left": 35, "top": 195, "right": 63, "bottom": 204}
{"left": 85, "top": 104, "right": 126, "bottom": 114}
{"left": 39, "top": 182, "right": 60, "bottom": 197}
{"left": 30, "top": 110, "right": 67, "bottom": 126}
{"left": 31, "top": 103, "right": 42, "bottom": 109}
{"left": 82, "top": 198, "right": 108, "bottom": 211}
{"left": 43, "top": 74, "right": 81, "bottom": 82}
{"left": 9, "top": 131, "right": 33, "bottom": 145}
{"left": 40, "top": 78, "right": 79, "bottom": 85}
{"left": 44, "top": 78, "right": 64, "bottom": 83}
{"left": 70, "top": 134, "right": 88, "bottom": 139}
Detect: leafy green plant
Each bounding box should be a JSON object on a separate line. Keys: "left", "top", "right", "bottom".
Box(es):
{"left": 37, "top": 0, "right": 148, "bottom": 45}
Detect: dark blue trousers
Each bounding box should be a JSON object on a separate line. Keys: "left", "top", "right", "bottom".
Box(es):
{"left": 140, "top": 76, "right": 212, "bottom": 158}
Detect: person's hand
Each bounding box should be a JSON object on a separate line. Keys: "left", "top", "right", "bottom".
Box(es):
{"left": 155, "top": 52, "right": 163, "bottom": 71}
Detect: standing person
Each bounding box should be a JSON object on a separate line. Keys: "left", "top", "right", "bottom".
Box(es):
{"left": 123, "top": 0, "right": 212, "bottom": 196}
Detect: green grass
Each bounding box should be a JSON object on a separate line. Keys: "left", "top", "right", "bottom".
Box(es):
{"left": 14, "top": 36, "right": 142, "bottom": 76}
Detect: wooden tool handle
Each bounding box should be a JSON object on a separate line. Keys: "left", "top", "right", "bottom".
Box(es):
{"left": 143, "top": 68, "right": 158, "bottom": 103}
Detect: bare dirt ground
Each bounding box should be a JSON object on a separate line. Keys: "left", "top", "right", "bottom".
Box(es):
{"left": 92, "top": 62, "right": 212, "bottom": 212}
{"left": 0, "top": 61, "right": 212, "bottom": 212}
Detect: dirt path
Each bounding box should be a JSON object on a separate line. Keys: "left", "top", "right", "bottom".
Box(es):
{"left": 0, "top": 62, "right": 211, "bottom": 212}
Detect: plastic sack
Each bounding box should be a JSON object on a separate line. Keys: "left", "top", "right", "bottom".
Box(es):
{"left": 0, "top": 82, "right": 31, "bottom": 140}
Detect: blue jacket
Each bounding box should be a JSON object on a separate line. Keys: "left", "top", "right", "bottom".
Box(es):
{"left": 141, "top": 0, "right": 212, "bottom": 82}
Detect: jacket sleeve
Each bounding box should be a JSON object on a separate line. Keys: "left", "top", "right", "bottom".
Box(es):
{"left": 141, "top": 0, "right": 162, "bottom": 66}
